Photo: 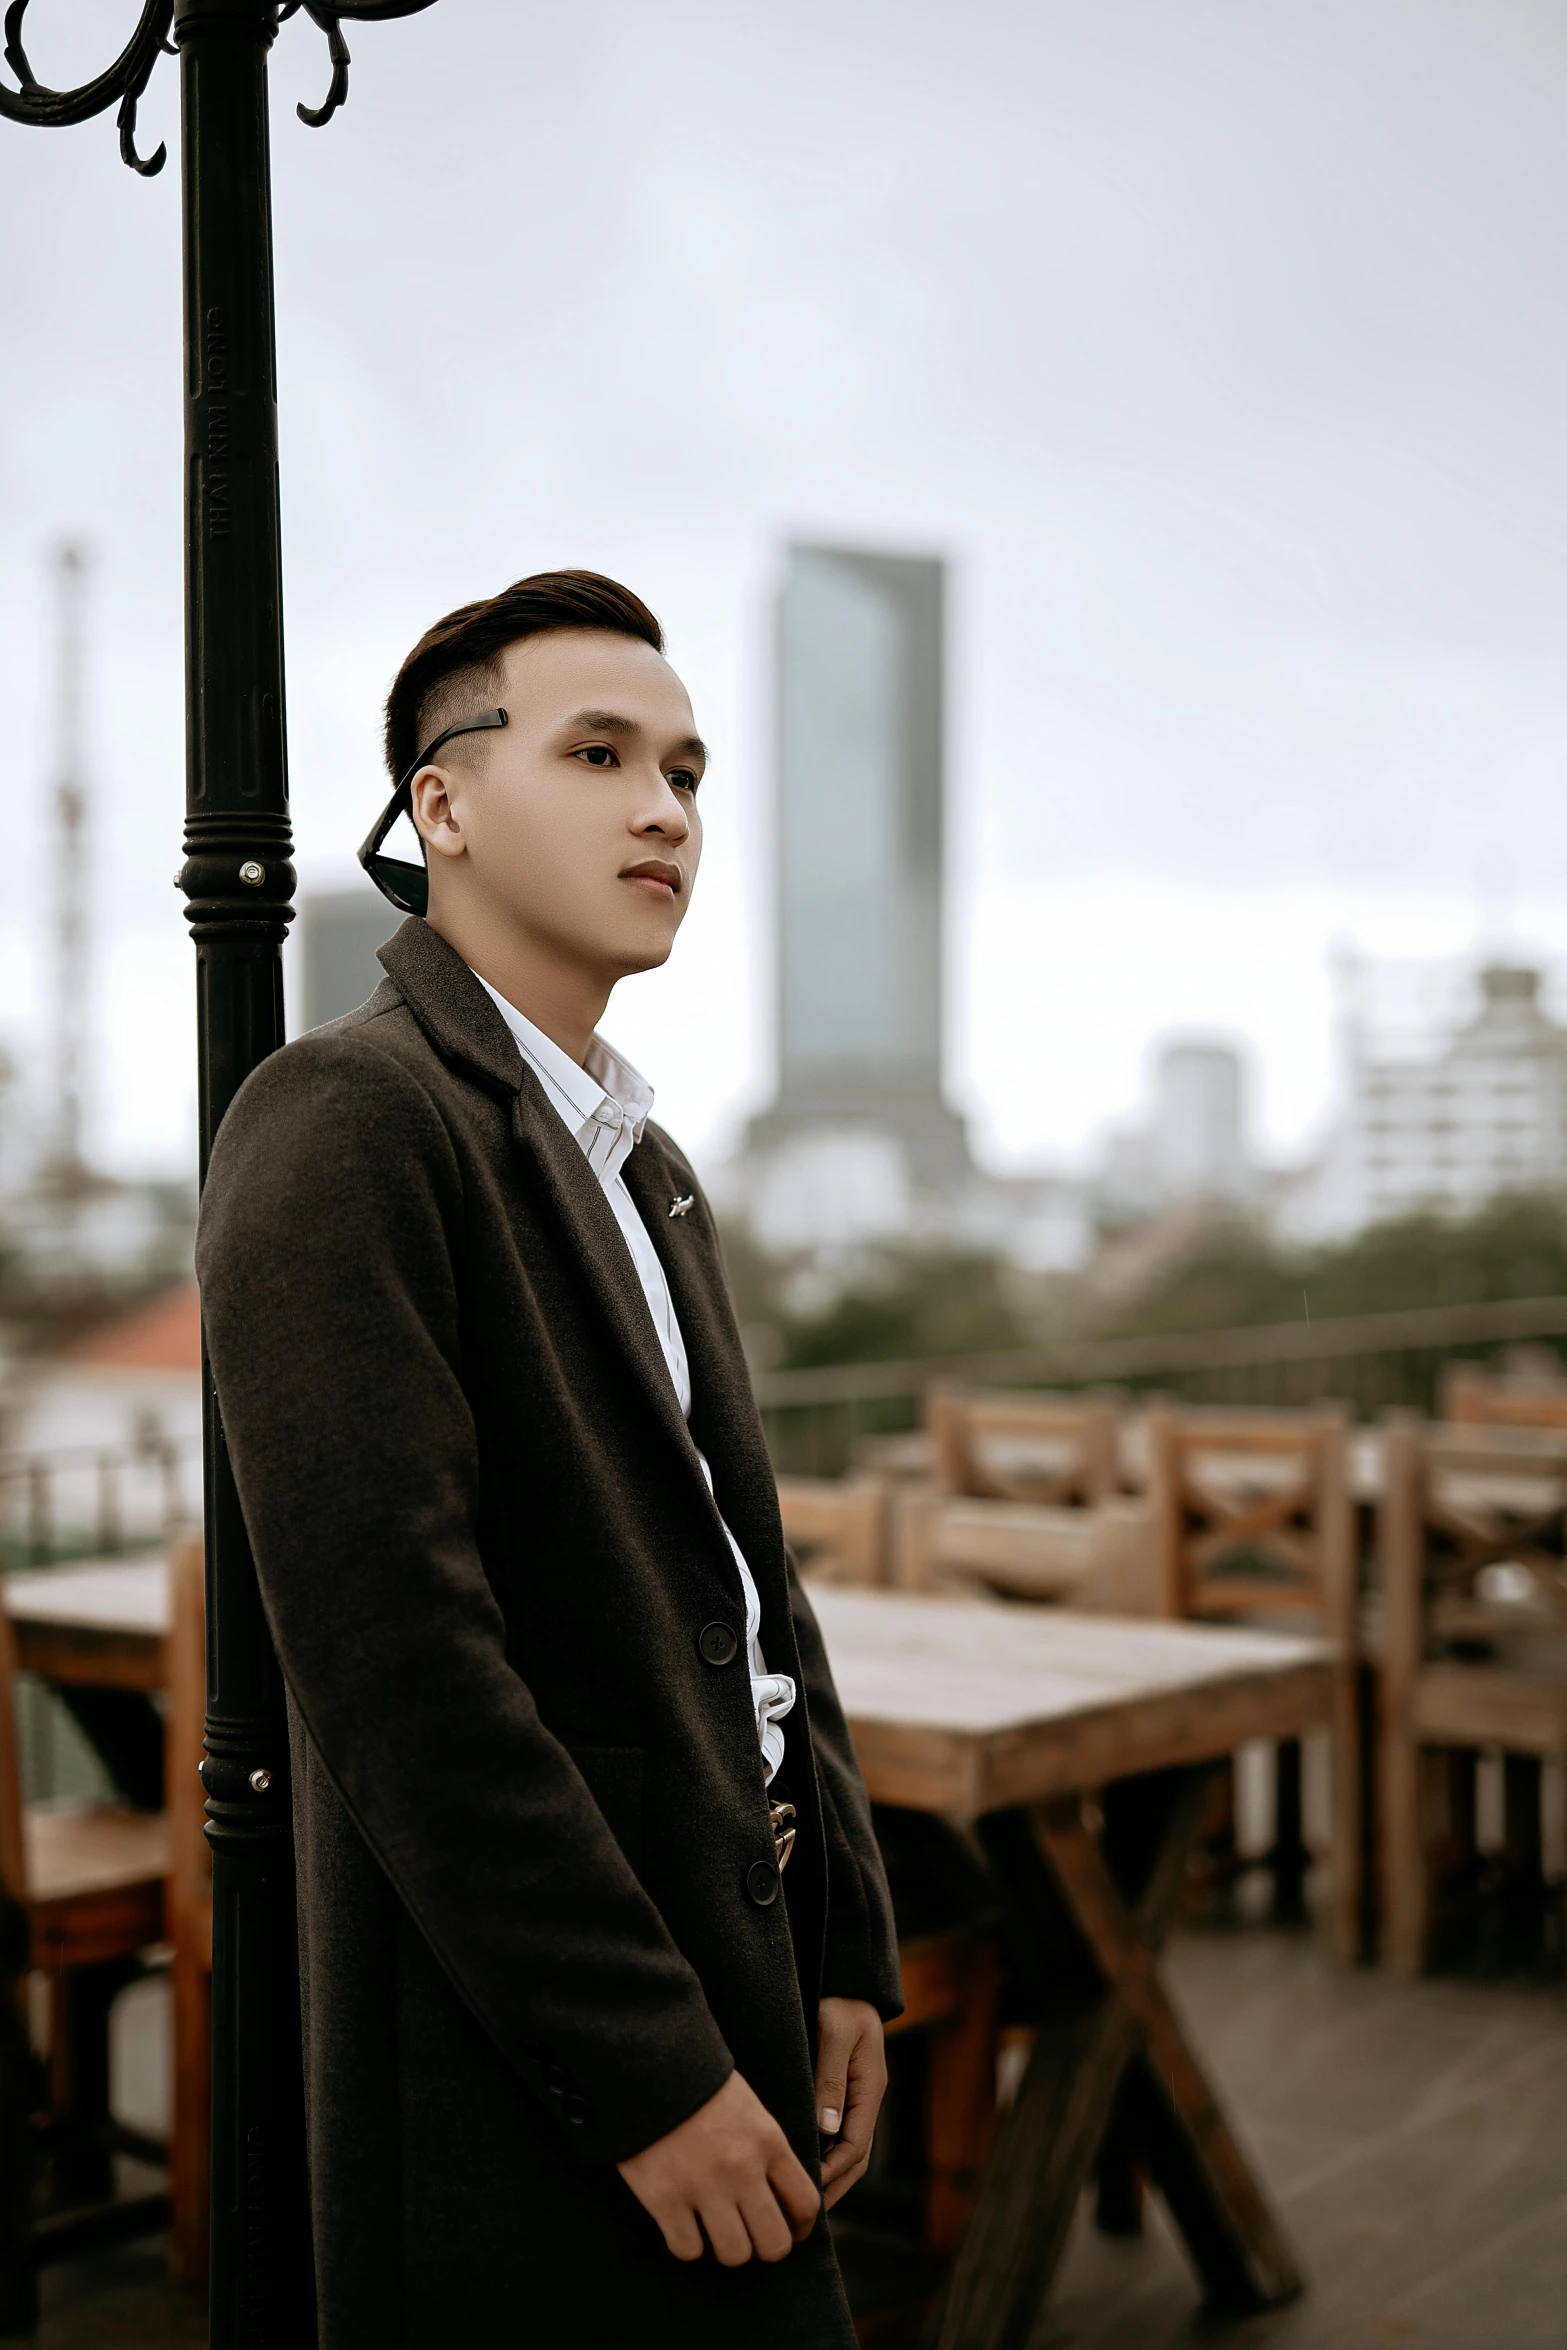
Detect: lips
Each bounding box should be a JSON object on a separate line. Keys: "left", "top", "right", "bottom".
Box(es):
{"left": 621, "top": 860, "right": 682, "bottom": 896}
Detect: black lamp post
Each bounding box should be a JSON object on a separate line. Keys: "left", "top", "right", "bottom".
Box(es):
{"left": 1, "top": 5, "right": 437, "bottom": 2338}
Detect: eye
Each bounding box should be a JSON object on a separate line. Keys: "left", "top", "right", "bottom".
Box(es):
{"left": 575, "top": 744, "right": 617, "bottom": 768}
{"left": 667, "top": 767, "right": 701, "bottom": 794}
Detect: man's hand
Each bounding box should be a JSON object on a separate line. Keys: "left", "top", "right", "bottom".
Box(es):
{"left": 617, "top": 2071, "right": 820, "bottom": 2266}
{"left": 815, "top": 1996, "right": 887, "bottom": 2209}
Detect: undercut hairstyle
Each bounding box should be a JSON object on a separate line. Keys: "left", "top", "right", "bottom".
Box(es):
{"left": 382, "top": 570, "right": 665, "bottom": 784}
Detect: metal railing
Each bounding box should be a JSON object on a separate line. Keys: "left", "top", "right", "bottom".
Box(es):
{"left": 752, "top": 1290, "right": 1567, "bottom": 1473}
{"left": 0, "top": 1433, "right": 202, "bottom": 1570}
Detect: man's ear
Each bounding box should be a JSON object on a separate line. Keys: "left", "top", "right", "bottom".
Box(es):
{"left": 410, "top": 766, "right": 466, "bottom": 863}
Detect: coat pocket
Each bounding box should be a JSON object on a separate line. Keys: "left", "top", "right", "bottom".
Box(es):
{"left": 563, "top": 1741, "right": 646, "bottom": 1879}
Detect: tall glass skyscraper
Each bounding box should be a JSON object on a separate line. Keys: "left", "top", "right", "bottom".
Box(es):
{"left": 747, "top": 545, "right": 969, "bottom": 1205}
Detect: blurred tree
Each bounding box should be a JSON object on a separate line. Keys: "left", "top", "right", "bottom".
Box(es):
{"left": 720, "top": 1234, "right": 1027, "bottom": 1372}
{"left": 778, "top": 1246, "right": 1025, "bottom": 1370}
{"left": 1117, "top": 1191, "right": 1567, "bottom": 1337}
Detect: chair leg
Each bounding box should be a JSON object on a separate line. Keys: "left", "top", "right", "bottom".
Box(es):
{"left": 923, "top": 1939, "right": 999, "bottom": 2263}
{"left": 1500, "top": 1755, "right": 1546, "bottom": 1970}
{"left": 0, "top": 1931, "right": 38, "bottom": 2336}
{"left": 169, "top": 1952, "right": 211, "bottom": 2292}
{"left": 1381, "top": 1719, "right": 1428, "bottom": 1977}
{"left": 1186, "top": 1762, "right": 1240, "bottom": 1921}
{"left": 1269, "top": 1740, "right": 1310, "bottom": 1926}
{"left": 44, "top": 1959, "right": 139, "bottom": 2211}
{"left": 1428, "top": 1749, "right": 1481, "bottom": 1970}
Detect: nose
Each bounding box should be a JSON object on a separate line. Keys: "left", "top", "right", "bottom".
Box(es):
{"left": 632, "top": 766, "right": 690, "bottom": 843}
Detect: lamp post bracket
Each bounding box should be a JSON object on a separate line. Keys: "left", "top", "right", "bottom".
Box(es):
{"left": 0, "top": 0, "right": 437, "bottom": 167}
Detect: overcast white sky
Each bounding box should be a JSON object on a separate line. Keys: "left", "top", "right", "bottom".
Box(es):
{"left": 3, "top": 0, "right": 1567, "bottom": 1184}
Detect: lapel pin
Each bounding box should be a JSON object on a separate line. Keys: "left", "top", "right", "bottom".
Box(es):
{"left": 668, "top": 1194, "right": 695, "bottom": 1219}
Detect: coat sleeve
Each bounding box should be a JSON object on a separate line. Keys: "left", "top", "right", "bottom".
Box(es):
{"left": 784, "top": 1556, "right": 904, "bottom": 2020}
{"left": 196, "top": 1035, "right": 734, "bottom": 2168}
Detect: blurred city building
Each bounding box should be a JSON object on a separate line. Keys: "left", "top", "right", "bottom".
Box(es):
{"left": 1282, "top": 955, "right": 1567, "bottom": 1239}
{"left": 300, "top": 888, "right": 400, "bottom": 1031}
{"left": 731, "top": 545, "right": 977, "bottom": 1251}
{"left": 1093, "top": 1040, "right": 1258, "bottom": 1228}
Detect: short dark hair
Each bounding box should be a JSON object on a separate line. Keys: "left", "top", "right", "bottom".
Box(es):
{"left": 382, "top": 569, "right": 665, "bottom": 783}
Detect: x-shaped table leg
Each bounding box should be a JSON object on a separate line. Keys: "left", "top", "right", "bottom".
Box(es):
{"left": 929, "top": 1764, "right": 1303, "bottom": 2350}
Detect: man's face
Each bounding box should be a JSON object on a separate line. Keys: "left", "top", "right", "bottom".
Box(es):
{"left": 414, "top": 628, "right": 705, "bottom": 983}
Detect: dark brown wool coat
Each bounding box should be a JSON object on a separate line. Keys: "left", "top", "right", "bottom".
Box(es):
{"left": 195, "top": 917, "right": 900, "bottom": 2350}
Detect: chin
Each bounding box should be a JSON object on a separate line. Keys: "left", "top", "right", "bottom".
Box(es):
{"left": 600, "top": 922, "right": 680, "bottom": 980}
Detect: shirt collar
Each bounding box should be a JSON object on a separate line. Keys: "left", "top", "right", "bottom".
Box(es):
{"left": 472, "top": 972, "right": 653, "bottom": 1175}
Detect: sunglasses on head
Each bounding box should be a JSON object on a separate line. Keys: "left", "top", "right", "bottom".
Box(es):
{"left": 358, "top": 708, "right": 510, "bottom": 916}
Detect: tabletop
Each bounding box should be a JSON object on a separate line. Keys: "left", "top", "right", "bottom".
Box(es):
{"left": 5, "top": 1554, "right": 170, "bottom": 1690}
{"left": 812, "top": 1586, "right": 1334, "bottom": 1817}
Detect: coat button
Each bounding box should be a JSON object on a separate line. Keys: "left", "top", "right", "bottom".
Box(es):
{"left": 745, "top": 1859, "right": 780, "bottom": 1907}
{"left": 698, "top": 1621, "right": 738, "bottom": 1667}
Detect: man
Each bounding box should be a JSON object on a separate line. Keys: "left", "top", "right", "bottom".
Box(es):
{"left": 197, "top": 570, "right": 901, "bottom": 2347}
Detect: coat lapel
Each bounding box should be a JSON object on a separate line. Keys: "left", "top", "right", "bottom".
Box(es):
{"left": 377, "top": 918, "right": 704, "bottom": 1483}
{"left": 621, "top": 1137, "right": 788, "bottom": 1594}
{"left": 510, "top": 1079, "right": 705, "bottom": 1478}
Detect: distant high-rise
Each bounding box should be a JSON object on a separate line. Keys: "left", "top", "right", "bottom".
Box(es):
{"left": 300, "top": 891, "right": 400, "bottom": 1032}
{"left": 1154, "top": 1043, "right": 1250, "bottom": 1203}
{"left": 746, "top": 546, "right": 968, "bottom": 1216}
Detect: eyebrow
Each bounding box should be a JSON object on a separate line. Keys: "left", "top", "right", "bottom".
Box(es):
{"left": 563, "top": 709, "right": 709, "bottom": 764}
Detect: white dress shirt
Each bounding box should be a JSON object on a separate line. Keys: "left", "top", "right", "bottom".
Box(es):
{"left": 473, "top": 973, "right": 796, "bottom": 1784}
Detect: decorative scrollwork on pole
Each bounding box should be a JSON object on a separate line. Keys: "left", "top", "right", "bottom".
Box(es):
{"left": 0, "top": 0, "right": 175, "bottom": 175}
{"left": 278, "top": 1, "right": 434, "bottom": 130}
{"left": 0, "top": 0, "right": 434, "bottom": 170}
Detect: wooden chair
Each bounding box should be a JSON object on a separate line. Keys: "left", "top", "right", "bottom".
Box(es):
{"left": 896, "top": 1390, "right": 1154, "bottom": 1609}
{"left": 0, "top": 1581, "right": 171, "bottom": 2330}
{"left": 1144, "top": 1405, "right": 1360, "bottom": 1947}
{"left": 1443, "top": 1362, "right": 1567, "bottom": 1431}
{"left": 928, "top": 1388, "right": 1120, "bottom": 1507}
{"left": 896, "top": 1492, "right": 1156, "bottom": 1611}
{"left": 777, "top": 1477, "right": 887, "bottom": 1587}
{"left": 166, "top": 1537, "right": 212, "bottom": 2291}
{"left": 1378, "top": 1420, "right": 1567, "bottom": 1975}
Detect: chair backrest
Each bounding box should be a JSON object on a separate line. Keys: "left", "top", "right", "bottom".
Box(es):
{"left": 1378, "top": 1417, "right": 1567, "bottom": 1687}
{"left": 927, "top": 1389, "right": 1120, "bottom": 1508}
{"left": 0, "top": 1591, "right": 24, "bottom": 1910}
{"left": 1145, "top": 1404, "right": 1354, "bottom": 1642}
{"left": 1442, "top": 1362, "right": 1567, "bottom": 1431}
{"left": 165, "top": 1537, "right": 211, "bottom": 1950}
{"left": 776, "top": 1477, "right": 887, "bottom": 1587}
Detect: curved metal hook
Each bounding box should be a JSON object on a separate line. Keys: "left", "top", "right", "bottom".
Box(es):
{"left": 0, "top": 0, "right": 173, "bottom": 173}
{"left": 286, "top": 0, "right": 436, "bottom": 132}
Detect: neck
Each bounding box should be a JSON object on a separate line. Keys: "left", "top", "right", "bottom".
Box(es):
{"left": 426, "top": 904, "right": 609, "bottom": 1066}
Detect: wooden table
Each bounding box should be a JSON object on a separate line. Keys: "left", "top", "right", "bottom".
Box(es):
{"left": 814, "top": 1588, "right": 1334, "bottom": 2350}
{"left": 6, "top": 1557, "right": 171, "bottom": 1812}
{"left": 7, "top": 1558, "right": 170, "bottom": 1689}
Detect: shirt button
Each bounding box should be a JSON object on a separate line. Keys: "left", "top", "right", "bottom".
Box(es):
{"left": 593, "top": 1102, "right": 621, "bottom": 1126}
{"left": 697, "top": 1621, "right": 738, "bottom": 1667}
{"left": 745, "top": 1860, "right": 780, "bottom": 1907}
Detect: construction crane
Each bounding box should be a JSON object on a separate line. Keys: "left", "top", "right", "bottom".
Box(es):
{"left": 51, "top": 541, "right": 89, "bottom": 1195}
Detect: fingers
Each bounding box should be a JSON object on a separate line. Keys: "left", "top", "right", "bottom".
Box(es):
{"left": 767, "top": 2138, "right": 824, "bottom": 2238}
{"left": 814, "top": 2006, "right": 853, "bottom": 2137}
{"left": 733, "top": 2180, "right": 798, "bottom": 2265}
{"left": 697, "top": 2192, "right": 758, "bottom": 2269}
{"left": 646, "top": 2193, "right": 706, "bottom": 2263}
{"left": 819, "top": 2012, "right": 887, "bottom": 2210}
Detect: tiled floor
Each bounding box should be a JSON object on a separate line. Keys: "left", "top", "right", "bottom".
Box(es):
{"left": 26, "top": 1926, "right": 1567, "bottom": 2347}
